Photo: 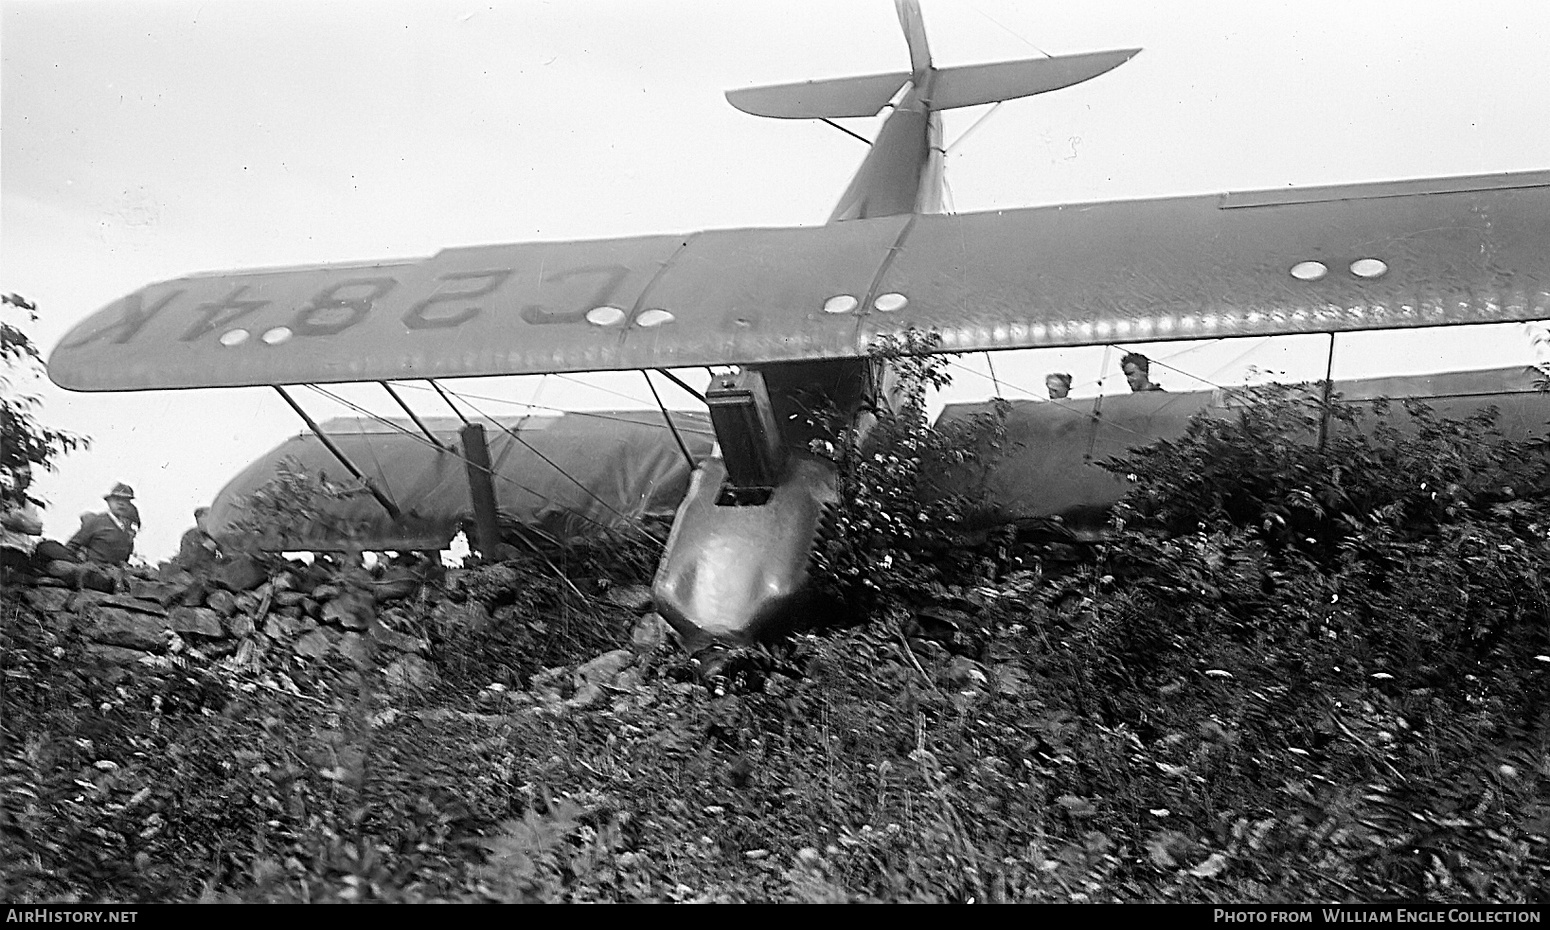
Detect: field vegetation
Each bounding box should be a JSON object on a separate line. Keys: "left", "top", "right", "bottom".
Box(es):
{"left": 3, "top": 329, "right": 1548, "bottom": 902}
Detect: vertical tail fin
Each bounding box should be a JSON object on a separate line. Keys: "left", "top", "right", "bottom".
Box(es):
{"left": 895, "top": 0, "right": 932, "bottom": 74}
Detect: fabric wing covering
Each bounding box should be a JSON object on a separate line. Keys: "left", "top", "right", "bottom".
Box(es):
{"left": 936, "top": 366, "right": 1550, "bottom": 540}
{"left": 48, "top": 171, "right": 1550, "bottom": 392}
{"left": 205, "top": 410, "right": 715, "bottom": 552}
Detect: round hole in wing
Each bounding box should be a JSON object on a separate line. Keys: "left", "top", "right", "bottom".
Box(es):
{"left": 1290, "top": 260, "right": 1327, "bottom": 281}
{"left": 261, "top": 326, "right": 293, "bottom": 346}
{"left": 219, "top": 328, "right": 250, "bottom": 347}
{"left": 823, "top": 294, "right": 859, "bottom": 314}
{"left": 585, "top": 306, "right": 626, "bottom": 327}
{"left": 635, "top": 308, "right": 675, "bottom": 328}
{"left": 1350, "top": 258, "right": 1388, "bottom": 278}
{"left": 873, "top": 292, "right": 908, "bottom": 312}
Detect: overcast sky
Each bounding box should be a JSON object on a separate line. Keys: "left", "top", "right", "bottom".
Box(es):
{"left": 4, "top": 0, "right": 1549, "bottom": 560}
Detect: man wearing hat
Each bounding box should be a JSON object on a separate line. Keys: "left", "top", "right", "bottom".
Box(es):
{"left": 65, "top": 482, "right": 140, "bottom": 565}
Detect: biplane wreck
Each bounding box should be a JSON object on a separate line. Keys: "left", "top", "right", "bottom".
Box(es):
{"left": 48, "top": 1, "right": 1550, "bottom": 646}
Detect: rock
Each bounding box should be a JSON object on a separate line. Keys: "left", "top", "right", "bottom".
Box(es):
{"left": 86, "top": 609, "right": 168, "bottom": 652}
{"left": 367, "top": 619, "right": 423, "bottom": 654}
{"left": 268, "top": 613, "right": 303, "bottom": 637}
{"left": 85, "top": 644, "right": 156, "bottom": 665}
{"left": 22, "top": 586, "right": 72, "bottom": 613}
{"left": 310, "top": 583, "right": 343, "bottom": 602}
{"left": 369, "top": 567, "right": 420, "bottom": 603}
{"left": 604, "top": 584, "right": 655, "bottom": 613}
{"left": 67, "top": 589, "right": 116, "bottom": 612}
{"left": 334, "top": 632, "right": 373, "bottom": 669}
{"left": 912, "top": 606, "right": 969, "bottom": 644}
{"left": 167, "top": 606, "right": 224, "bottom": 638}
{"left": 293, "top": 629, "right": 331, "bottom": 658}
{"left": 156, "top": 562, "right": 193, "bottom": 582}
{"left": 98, "top": 594, "right": 168, "bottom": 616}
{"left": 941, "top": 655, "right": 987, "bottom": 691}
{"left": 215, "top": 554, "right": 268, "bottom": 592}
{"left": 322, "top": 592, "right": 373, "bottom": 630}
{"left": 179, "top": 580, "right": 210, "bottom": 607}
{"left": 126, "top": 579, "right": 185, "bottom": 606}
{"left": 529, "top": 666, "right": 570, "bottom": 701}
{"left": 224, "top": 614, "right": 255, "bottom": 638}
{"left": 205, "top": 590, "right": 238, "bottom": 617}
{"left": 576, "top": 649, "right": 634, "bottom": 688}
{"left": 564, "top": 682, "right": 607, "bottom": 710}
{"left": 630, "top": 612, "right": 670, "bottom": 653}
{"left": 384, "top": 654, "right": 440, "bottom": 692}
{"left": 272, "top": 590, "right": 308, "bottom": 609}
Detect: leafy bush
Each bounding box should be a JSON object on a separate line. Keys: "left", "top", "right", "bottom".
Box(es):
{"left": 227, "top": 456, "right": 373, "bottom": 552}
{"left": 810, "top": 330, "right": 1011, "bottom": 610}
{"left": 1028, "top": 384, "right": 1550, "bottom": 899}
{"left": 2, "top": 294, "right": 88, "bottom": 503}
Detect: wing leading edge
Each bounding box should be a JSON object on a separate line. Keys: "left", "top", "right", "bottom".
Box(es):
{"left": 48, "top": 170, "right": 1550, "bottom": 392}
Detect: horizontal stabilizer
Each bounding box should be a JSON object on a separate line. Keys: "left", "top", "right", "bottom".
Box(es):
{"left": 47, "top": 170, "right": 1550, "bottom": 392}
{"left": 726, "top": 70, "right": 911, "bottom": 119}
{"left": 930, "top": 48, "right": 1141, "bottom": 110}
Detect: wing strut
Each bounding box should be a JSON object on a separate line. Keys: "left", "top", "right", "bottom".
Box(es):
{"left": 643, "top": 371, "right": 696, "bottom": 470}
{"left": 1317, "top": 333, "right": 1337, "bottom": 451}
{"left": 654, "top": 368, "right": 706, "bottom": 403}
{"left": 428, "top": 379, "right": 471, "bottom": 425}
{"left": 381, "top": 382, "right": 447, "bottom": 451}
{"left": 272, "top": 386, "right": 402, "bottom": 520}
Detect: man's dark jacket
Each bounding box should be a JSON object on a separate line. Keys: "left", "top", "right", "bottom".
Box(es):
{"left": 68, "top": 512, "right": 134, "bottom": 564}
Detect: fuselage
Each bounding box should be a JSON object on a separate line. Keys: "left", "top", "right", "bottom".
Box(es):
{"left": 651, "top": 71, "right": 955, "bottom": 646}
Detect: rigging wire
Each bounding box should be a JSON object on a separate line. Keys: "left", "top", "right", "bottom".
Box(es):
{"left": 1111, "top": 336, "right": 1276, "bottom": 393}
{"left": 386, "top": 380, "right": 715, "bottom": 436}
{"left": 298, "top": 387, "right": 595, "bottom": 600}
{"left": 425, "top": 382, "right": 664, "bottom": 540}
{"left": 945, "top": 101, "right": 1004, "bottom": 155}
{"left": 643, "top": 371, "right": 697, "bottom": 470}
{"left": 302, "top": 384, "right": 621, "bottom": 536}
{"left": 819, "top": 117, "right": 873, "bottom": 147}
{"left": 966, "top": 2, "right": 1051, "bottom": 57}
{"left": 943, "top": 358, "right": 1146, "bottom": 438}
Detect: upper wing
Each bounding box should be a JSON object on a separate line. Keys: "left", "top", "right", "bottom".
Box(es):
{"left": 48, "top": 170, "right": 1550, "bottom": 392}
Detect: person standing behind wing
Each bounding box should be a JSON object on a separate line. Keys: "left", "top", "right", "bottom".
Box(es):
{"left": 1121, "top": 352, "right": 1165, "bottom": 392}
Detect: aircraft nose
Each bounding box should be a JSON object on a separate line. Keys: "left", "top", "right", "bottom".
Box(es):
{"left": 653, "top": 454, "right": 837, "bottom": 648}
